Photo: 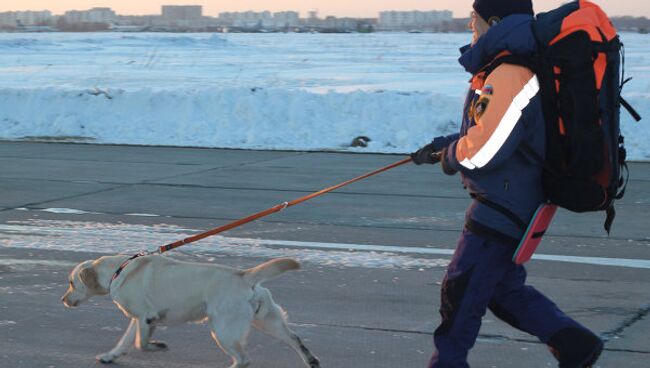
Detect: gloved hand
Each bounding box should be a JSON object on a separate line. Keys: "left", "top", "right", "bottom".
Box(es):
{"left": 410, "top": 143, "right": 441, "bottom": 165}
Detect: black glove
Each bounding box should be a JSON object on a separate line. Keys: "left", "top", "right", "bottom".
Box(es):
{"left": 410, "top": 143, "right": 441, "bottom": 165}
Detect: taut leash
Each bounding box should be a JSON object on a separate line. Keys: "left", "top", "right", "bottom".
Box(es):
{"left": 156, "top": 157, "right": 413, "bottom": 254}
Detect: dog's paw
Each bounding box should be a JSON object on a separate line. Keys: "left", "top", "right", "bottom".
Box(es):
{"left": 143, "top": 340, "right": 168, "bottom": 351}
{"left": 96, "top": 353, "right": 115, "bottom": 364}
{"left": 228, "top": 362, "right": 251, "bottom": 368}
{"left": 308, "top": 357, "right": 321, "bottom": 368}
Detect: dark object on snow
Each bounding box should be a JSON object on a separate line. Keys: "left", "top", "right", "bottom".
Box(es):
{"left": 350, "top": 136, "right": 371, "bottom": 148}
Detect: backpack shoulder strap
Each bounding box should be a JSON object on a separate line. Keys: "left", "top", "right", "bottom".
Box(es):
{"left": 482, "top": 54, "right": 538, "bottom": 78}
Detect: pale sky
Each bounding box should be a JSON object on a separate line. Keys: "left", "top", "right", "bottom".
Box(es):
{"left": 0, "top": 1, "right": 646, "bottom": 18}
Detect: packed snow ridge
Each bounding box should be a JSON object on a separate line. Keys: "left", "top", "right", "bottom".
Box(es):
{"left": 0, "top": 87, "right": 463, "bottom": 153}
{"left": 0, "top": 33, "right": 647, "bottom": 159}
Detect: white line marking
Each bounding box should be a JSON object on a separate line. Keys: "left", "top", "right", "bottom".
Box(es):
{"left": 40, "top": 208, "right": 98, "bottom": 215}
{"left": 262, "top": 239, "right": 455, "bottom": 255}
{"left": 258, "top": 239, "right": 650, "bottom": 269}
{"left": 531, "top": 254, "right": 650, "bottom": 269}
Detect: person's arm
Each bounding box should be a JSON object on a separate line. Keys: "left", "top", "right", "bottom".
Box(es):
{"left": 431, "top": 133, "right": 461, "bottom": 151}
{"left": 440, "top": 64, "right": 539, "bottom": 175}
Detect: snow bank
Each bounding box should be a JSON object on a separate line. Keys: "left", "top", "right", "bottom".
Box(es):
{"left": 1, "top": 86, "right": 647, "bottom": 158}
{"left": 0, "top": 87, "right": 462, "bottom": 153}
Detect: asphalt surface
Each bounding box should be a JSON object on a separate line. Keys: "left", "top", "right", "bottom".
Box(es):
{"left": 0, "top": 141, "right": 648, "bottom": 368}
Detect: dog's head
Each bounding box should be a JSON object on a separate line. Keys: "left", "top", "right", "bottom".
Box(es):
{"left": 61, "top": 259, "right": 109, "bottom": 308}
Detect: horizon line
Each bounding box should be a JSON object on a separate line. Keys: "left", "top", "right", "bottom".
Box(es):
{"left": 0, "top": 7, "right": 648, "bottom": 19}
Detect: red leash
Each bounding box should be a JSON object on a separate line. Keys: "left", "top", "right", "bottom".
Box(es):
{"left": 158, "top": 157, "right": 412, "bottom": 254}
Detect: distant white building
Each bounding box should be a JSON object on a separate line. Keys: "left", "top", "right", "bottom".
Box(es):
{"left": 322, "top": 16, "right": 358, "bottom": 31}
{"left": 217, "top": 11, "right": 298, "bottom": 29}
{"left": 161, "top": 5, "right": 203, "bottom": 20}
{"left": 218, "top": 11, "right": 274, "bottom": 28}
{"left": 0, "top": 10, "right": 52, "bottom": 27}
{"left": 64, "top": 7, "right": 116, "bottom": 23}
{"left": 379, "top": 10, "right": 453, "bottom": 30}
{"left": 273, "top": 11, "right": 299, "bottom": 28}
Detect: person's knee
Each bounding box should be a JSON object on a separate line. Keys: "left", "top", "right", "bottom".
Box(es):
{"left": 436, "top": 268, "right": 475, "bottom": 336}
{"left": 487, "top": 301, "right": 522, "bottom": 330}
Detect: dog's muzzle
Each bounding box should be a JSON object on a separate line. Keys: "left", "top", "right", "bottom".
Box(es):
{"left": 62, "top": 296, "right": 79, "bottom": 308}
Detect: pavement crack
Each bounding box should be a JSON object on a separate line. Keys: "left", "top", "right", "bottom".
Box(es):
{"left": 301, "top": 322, "right": 432, "bottom": 336}
{"left": 294, "top": 322, "right": 650, "bottom": 354}
{"left": 294, "top": 322, "right": 541, "bottom": 344}
{"left": 601, "top": 303, "right": 650, "bottom": 342}
{"left": 0, "top": 185, "right": 126, "bottom": 214}
{"left": 0, "top": 154, "right": 205, "bottom": 166}
{"left": 0, "top": 152, "right": 307, "bottom": 211}
{"left": 140, "top": 151, "right": 307, "bottom": 184}
{"left": 139, "top": 182, "right": 467, "bottom": 200}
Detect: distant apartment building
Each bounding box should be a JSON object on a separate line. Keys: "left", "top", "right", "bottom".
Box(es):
{"left": 0, "top": 10, "right": 52, "bottom": 27}
{"left": 378, "top": 10, "right": 453, "bottom": 30}
{"left": 321, "top": 16, "right": 359, "bottom": 31}
{"left": 218, "top": 11, "right": 298, "bottom": 29}
{"left": 64, "top": 7, "right": 116, "bottom": 24}
{"left": 162, "top": 5, "right": 203, "bottom": 20}
{"left": 219, "top": 11, "right": 271, "bottom": 28}
{"left": 272, "top": 11, "right": 300, "bottom": 28}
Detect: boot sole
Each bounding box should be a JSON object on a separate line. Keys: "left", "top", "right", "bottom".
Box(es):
{"left": 581, "top": 341, "right": 604, "bottom": 367}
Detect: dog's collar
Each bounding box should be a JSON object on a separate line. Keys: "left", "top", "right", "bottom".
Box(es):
{"left": 109, "top": 252, "right": 146, "bottom": 289}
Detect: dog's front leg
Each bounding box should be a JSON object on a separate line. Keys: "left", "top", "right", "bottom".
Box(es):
{"left": 96, "top": 319, "right": 137, "bottom": 364}
{"left": 135, "top": 317, "right": 168, "bottom": 351}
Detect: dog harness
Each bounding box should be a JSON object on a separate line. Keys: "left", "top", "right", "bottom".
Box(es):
{"left": 109, "top": 252, "right": 147, "bottom": 291}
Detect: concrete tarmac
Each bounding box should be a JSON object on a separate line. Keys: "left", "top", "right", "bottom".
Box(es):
{"left": 0, "top": 141, "right": 648, "bottom": 368}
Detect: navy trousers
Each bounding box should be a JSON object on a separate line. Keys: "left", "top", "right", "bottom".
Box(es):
{"left": 429, "top": 230, "right": 585, "bottom": 368}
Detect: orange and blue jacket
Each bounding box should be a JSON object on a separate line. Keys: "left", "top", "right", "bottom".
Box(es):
{"left": 435, "top": 15, "right": 546, "bottom": 243}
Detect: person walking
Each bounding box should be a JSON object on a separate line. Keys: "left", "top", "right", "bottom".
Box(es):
{"left": 411, "top": 1, "right": 604, "bottom": 367}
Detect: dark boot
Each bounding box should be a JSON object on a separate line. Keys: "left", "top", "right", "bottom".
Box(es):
{"left": 547, "top": 327, "right": 603, "bottom": 368}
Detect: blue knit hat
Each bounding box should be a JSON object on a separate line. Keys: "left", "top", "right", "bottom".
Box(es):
{"left": 473, "top": 0, "right": 534, "bottom": 25}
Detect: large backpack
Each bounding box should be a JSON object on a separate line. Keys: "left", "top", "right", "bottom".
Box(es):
{"left": 492, "top": 0, "right": 641, "bottom": 233}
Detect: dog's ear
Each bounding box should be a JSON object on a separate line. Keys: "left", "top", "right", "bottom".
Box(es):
{"left": 79, "top": 267, "right": 104, "bottom": 293}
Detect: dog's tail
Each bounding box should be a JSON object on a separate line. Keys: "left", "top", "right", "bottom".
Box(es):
{"left": 242, "top": 258, "right": 300, "bottom": 285}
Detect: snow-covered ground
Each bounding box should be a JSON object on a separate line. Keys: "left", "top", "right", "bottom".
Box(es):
{"left": 0, "top": 32, "right": 648, "bottom": 159}
{"left": 0, "top": 217, "right": 449, "bottom": 269}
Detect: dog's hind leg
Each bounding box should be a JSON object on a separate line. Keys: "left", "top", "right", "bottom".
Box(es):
{"left": 208, "top": 307, "right": 253, "bottom": 368}
{"left": 252, "top": 289, "right": 320, "bottom": 368}
{"left": 96, "top": 319, "right": 137, "bottom": 364}
{"left": 135, "top": 317, "right": 168, "bottom": 351}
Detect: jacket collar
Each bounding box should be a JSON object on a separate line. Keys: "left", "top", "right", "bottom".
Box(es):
{"left": 459, "top": 14, "right": 537, "bottom": 75}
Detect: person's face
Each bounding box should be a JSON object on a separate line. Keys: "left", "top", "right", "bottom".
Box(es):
{"left": 468, "top": 10, "right": 490, "bottom": 45}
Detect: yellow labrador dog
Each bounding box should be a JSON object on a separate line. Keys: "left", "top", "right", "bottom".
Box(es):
{"left": 62, "top": 254, "right": 320, "bottom": 368}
